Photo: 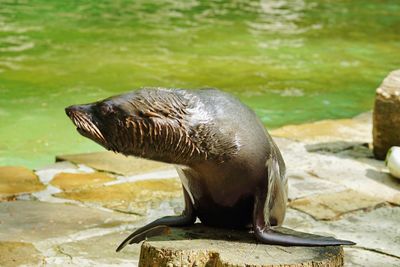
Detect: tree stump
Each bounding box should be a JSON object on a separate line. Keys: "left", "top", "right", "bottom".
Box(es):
{"left": 373, "top": 70, "right": 400, "bottom": 160}
{"left": 138, "top": 224, "right": 344, "bottom": 267}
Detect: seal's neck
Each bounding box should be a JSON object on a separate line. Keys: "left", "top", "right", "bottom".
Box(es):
{"left": 120, "top": 116, "right": 207, "bottom": 165}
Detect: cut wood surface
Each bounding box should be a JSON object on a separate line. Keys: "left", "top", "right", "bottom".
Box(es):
{"left": 139, "top": 224, "right": 344, "bottom": 267}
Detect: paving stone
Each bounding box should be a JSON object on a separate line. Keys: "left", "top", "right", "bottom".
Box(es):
{"left": 289, "top": 189, "right": 385, "bottom": 220}
{"left": 50, "top": 172, "right": 116, "bottom": 191}
{"left": 35, "top": 161, "right": 79, "bottom": 173}
{"left": 285, "top": 206, "right": 400, "bottom": 258}
{"left": 0, "top": 166, "right": 45, "bottom": 200}
{"left": 0, "top": 241, "right": 45, "bottom": 267}
{"left": 56, "top": 151, "right": 173, "bottom": 176}
{"left": 271, "top": 112, "right": 372, "bottom": 144}
{"left": 53, "top": 230, "right": 141, "bottom": 266}
{"left": 276, "top": 135, "right": 400, "bottom": 206}
{"left": 0, "top": 201, "right": 133, "bottom": 243}
{"left": 35, "top": 161, "right": 83, "bottom": 184}
{"left": 274, "top": 137, "right": 314, "bottom": 170}
{"left": 55, "top": 178, "right": 182, "bottom": 215}
{"left": 306, "top": 153, "right": 400, "bottom": 205}
{"left": 287, "top": 170, "right": 347, "bottom": 200}
{"left": 345, "top": 247, "right": 400, "bottom": 267}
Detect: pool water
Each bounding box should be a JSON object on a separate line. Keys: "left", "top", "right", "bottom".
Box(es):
{"left": 1, "top": 0, "right": 399, "bottom": 168}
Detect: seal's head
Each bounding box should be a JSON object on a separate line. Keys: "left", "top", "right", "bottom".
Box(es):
{"left": 65, "top": 96, "right": 127, "bottom": 151}
{"left": 66, "top": 88, "right": 237, "bottom": 164}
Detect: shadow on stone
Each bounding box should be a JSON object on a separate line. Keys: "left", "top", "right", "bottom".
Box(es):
{"left": 305, "top": 141, "right": 373, "bottom": 159}
{"left": 365, "top": 169, "right": 400, "bottom": 191}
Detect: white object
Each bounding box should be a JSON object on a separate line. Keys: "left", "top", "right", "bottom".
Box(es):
{"left": 386, "top": 146, "right": 400, "bottom": 179}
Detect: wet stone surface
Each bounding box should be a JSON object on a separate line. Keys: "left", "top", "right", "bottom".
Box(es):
{"left": 51, "top": 172, "right": 116, "bottom": 191}
{"left": 55, "top": 178, "right": 182, "bottom": 215}
{"left": 0, "top": 166, "right": 45, "bottom": 200}
{"left": 0, "top": 241, "right": 45, "bottom": 267}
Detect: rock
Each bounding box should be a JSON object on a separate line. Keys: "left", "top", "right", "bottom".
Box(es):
{"left": 373, "top": 70, "right": 400, "bottom": 159}
{"left": 0, "top": 166, "right": 45, "bottom": 200}
{"left": 0, "top": 201, "right": 133, "bottom": 243}
{"left": 271, "top": 112, "right": 372, "bottom": 144}
{"left": 55, "top": 178, "right": 182, "bottom": 215}
{"left": 289, "top": 189, "right": 384, "bottom": 220}
{"left": 50, "top": 172, "right": 116, "bottom": 191}
{"left": 56, "top": 151, "right": 173, "bottom": 176}
{"left": 138, "top": 224, "right": 344, "bottom": 267}
{"left": 0, "top": 241, "right": 44, "bottom": 267}
{"left": 386, "top": 146, "right": 400, "bottom": 179}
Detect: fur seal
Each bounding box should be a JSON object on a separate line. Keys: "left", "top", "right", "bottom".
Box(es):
{"left": 65, "top": 88, "right": 355, "bottom": 252}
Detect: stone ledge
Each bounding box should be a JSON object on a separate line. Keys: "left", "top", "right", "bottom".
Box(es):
{"left": 138, "top": 225, "right": 344, "bottom": 267}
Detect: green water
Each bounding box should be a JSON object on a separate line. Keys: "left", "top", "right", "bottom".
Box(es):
{"left": 0, "top": 0, "right": 399, "bottom": 168}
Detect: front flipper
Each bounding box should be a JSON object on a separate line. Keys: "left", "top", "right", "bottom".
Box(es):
{"left": 253, "top": 155, "right": 355, "bottom": 246}
{"left": 116, "top": 187, "right": 196, "bottom": 252}
{"left": 253, "top": 219, "right": 355, "bottom": 246}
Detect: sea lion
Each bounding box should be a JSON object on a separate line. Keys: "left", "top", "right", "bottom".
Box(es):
{"left": 65, "top": 88, "right": 355, "bottom": 252}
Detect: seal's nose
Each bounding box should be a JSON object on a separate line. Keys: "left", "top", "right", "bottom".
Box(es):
{"left": 65, "top": 105, "right": 76, "bottom": 117}
{"left": 65, "top": 105, "right": 90, "bottom": 117}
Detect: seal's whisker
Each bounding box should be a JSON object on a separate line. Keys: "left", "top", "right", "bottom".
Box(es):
{"left": 79, "top": 114, "right": 106, "bottom": 142}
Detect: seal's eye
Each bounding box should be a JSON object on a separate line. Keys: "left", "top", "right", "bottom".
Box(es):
{"left": 100, "top": 104, "right": 114, "bottom": 116}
